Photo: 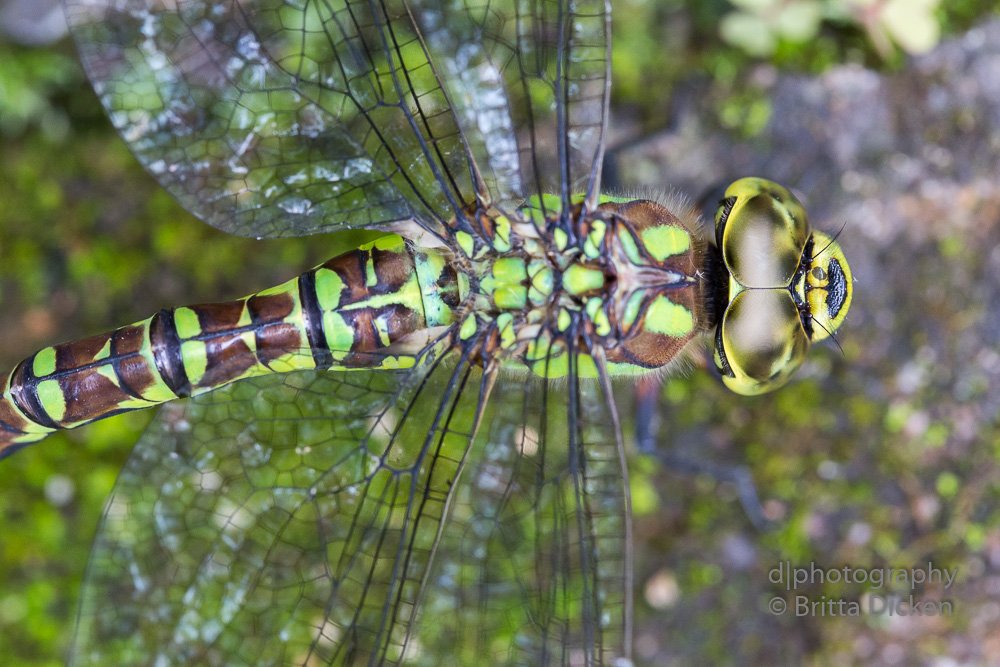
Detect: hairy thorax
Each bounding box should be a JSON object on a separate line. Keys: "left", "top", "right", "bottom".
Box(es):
{"left": 426, "top": 194, "right": 713, "bottom": 380}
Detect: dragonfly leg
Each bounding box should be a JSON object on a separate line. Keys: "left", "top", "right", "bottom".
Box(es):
{"left": 633, "top": 376, "right": 772, "bottom": 531}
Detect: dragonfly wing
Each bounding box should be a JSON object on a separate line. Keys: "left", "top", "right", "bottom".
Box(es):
{"left": 64, "top": 0, "right": 491, "bottom": 239}
{"left": 403, "top": 1, "right": 524, "bottom": 204}
{"left": 444, "top": 0, "right": 610, "bottom": 211}
{"left": 410, "top": 358, "right": 632, "bottom": 664}
{"left": 71, "top": 342, "right": 498, "bottom": 666}
{"left": 410, "top": 0, "right": 612, "bottom": 211}
{"left": 71, "top": 341, "right": 631, "bottom": 666}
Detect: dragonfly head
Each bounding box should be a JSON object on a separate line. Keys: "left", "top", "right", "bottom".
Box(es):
{"left": 712, "top": 177, "right": 853, "bottom": 396}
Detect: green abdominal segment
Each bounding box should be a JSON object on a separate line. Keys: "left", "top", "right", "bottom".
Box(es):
{"left": 0, "top": 235, "right": 460, "bottom": 457}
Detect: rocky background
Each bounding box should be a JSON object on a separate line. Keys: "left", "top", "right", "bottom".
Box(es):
{"left": 614, "top": 18, "right": 1000, "bottom": 666}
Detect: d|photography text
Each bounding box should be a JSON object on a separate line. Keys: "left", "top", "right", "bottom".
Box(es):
{"left": 765, "top": 561, "right": 957, "bottom": 618}
{"left": 768, "top": 560, "right": 958, "bottom": 592}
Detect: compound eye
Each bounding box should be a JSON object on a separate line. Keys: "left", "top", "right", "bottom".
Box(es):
{"left": 717, "top": 178, "right": 810, "bottom": 288}
{"left": 715, "top": 288, "right": 810, "bottom": 395}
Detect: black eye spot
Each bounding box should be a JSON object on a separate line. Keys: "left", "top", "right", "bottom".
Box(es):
{"left": 812, "top": 266, "right": 827, "bottom": 281}
{"left": 825, "top": 259, "right": 848, "bottom": 318}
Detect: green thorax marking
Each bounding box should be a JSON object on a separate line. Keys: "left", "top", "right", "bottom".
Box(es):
{"left": 465, "top": 193, "right": 705, "bottom": 380}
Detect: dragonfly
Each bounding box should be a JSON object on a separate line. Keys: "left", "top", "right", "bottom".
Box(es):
{"left": 1, "top": 0, "right": 853, "bottom": 664}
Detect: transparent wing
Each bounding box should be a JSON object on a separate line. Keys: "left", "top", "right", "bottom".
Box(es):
{"left": 405, "top": 1, "right": 524, "bottom": 205}
{"left": 71, "top": 339, "right": 632, "bottom": 666}
{"left": 410, "top": 352, "right": 632, "bottom": 664}
{"left": 63, "top": 0, "right": 490, "bottom": 239}
{"left": 64, "top": 0, "right": 613, "bottom": 240}
{"left": 71, "top": 341, "right": 496, "bottom": 666}
{"left": 412, "top": 0, "right": 612, "bottom": 213}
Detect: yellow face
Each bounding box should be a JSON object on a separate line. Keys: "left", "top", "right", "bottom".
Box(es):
{"left": 712, "top": 178, "right": 853, "bottom": 395}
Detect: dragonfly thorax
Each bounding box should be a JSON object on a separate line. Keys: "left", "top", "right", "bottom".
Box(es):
{"left": 459, "top": 195, "right": 712, "bottom": 379}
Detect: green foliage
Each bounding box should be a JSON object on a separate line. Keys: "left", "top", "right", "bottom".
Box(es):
{"left": 0, "top": 45, "right": 78, "bottom": 139}
{"left": 721, "top": 0, "right": 826, "bottom": 57}
{"left": 720, "top": 0, "right": 946, "bottom": 59}
{"left": 718, "top": 0, "right": 1000, "bottom": 62}
{"left": 612, "top": 0, "right": 1000, "bottom": 139}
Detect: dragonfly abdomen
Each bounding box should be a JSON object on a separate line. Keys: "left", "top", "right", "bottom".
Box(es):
{"left": 0, "top": 234, "right": 460, "bottom": 456}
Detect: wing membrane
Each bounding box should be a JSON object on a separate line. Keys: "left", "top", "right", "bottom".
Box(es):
{"left": 493, "top": 0, "right": 612, "bottom": 210}
{"left": 64, "top": 0, "right": 486, "bottom": 239}
{"left": 409, "top": 0, "right": 611, "bottom": 213}
{"left": 65, "top": 0, "right": 613, "bottom": 238}
{"left": 71, "top": 342, "right": 495, "bottom": 666}
{"left": 409, "top": 354, "right": 631, "bottom": 664}
{"left": 72, "top": 340, "right": 632, "bottom": 666}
